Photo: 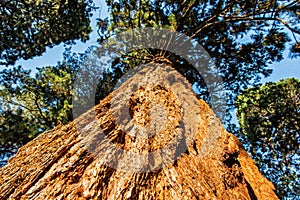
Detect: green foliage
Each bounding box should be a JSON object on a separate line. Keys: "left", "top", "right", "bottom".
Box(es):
{"left": 236, "top": 78, "right": 300, "bottom": 199}
{"left": 98, "top": 0, "right": 300, "bottom": 125}
{"left": 0, "top": 51, "right": 80, "bottom": 165}
{"left": 0, "top": 0, "right": 94, "bottom": 65}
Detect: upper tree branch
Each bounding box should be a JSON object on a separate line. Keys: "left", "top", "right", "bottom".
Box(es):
{"left": 190, "top": 0, "right": 300, "bottom": 38}
{"left": 223, "top": 16, "right": 300, "bottom": 35}
{"left": 191, "top": 15, "right": 300, "bottom": 39}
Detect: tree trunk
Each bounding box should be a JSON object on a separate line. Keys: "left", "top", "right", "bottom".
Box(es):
{"left": 0, "top": 63, "right": 278, "bottom": 199}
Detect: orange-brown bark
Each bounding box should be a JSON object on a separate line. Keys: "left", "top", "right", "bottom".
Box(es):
{"left": 0, "top": 63, "right": 278, "bottom": 199}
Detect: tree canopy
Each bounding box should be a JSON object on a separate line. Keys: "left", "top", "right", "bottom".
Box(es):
{"left": 96, "top": 0, "right": 300, "bottom": 124}
{"left": 236, "top": 78, "right": 300, "bottom": 199}
{"left": 0, "top": 0, "right": 94, "bottom": 65}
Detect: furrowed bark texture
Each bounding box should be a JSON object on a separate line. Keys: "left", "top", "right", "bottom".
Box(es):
{"left": 0, "top": 63, "right": 278, "bottom": 199}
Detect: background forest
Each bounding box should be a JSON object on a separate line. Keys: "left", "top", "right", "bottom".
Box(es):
{"left": 0, "top": 0, "right": 299, "bottom": 199}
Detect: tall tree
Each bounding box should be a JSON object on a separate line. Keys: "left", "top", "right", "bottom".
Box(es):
{"left": 0, "top": 2, "right": 299, "bottom": 197}
{"left": 0, "top": 0, "right": 94, "bottom": 65}
{"left": 236, "top": 78, "right": 300, "bottom": 199}
{"left": 92, "top": 2, "right": 300, "bottom": 198}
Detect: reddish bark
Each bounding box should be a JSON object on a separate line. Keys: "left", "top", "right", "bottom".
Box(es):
{"left": 0, "top": 63, "right": 277, "bottom": 199}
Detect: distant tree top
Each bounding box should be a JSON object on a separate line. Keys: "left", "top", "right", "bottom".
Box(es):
{"left": 0, "top": 0, "right": 95, "bottom": 66}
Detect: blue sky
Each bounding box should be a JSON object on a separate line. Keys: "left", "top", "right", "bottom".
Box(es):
{"left": 262, "top": 55, "right": 300, "bottom": 83}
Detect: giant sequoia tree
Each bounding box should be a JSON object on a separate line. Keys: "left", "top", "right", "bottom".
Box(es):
{"left": 0, "top": 0, "right": 299, "bottom": 198}
{"left": 236, "top": 78, "right": 300, "bottom": 199}
{"left": 92, "top": 4, "right": 300, "bottom": 197}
